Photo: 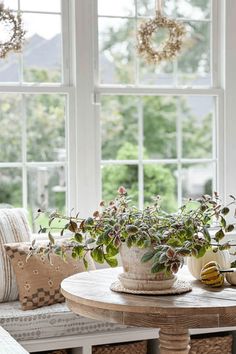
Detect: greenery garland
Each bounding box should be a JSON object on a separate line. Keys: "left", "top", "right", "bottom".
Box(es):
{"left": 137, "top": 10, "right": 186, "bottom": 64}
{"left": 0, "top": 2, "right": 25, "bottom": 59}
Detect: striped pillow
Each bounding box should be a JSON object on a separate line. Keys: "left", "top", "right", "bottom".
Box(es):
{"left": 0, "top": 209, "right": 31, "bottom": 302}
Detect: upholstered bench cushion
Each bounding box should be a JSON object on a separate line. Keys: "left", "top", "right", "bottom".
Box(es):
{"left": 0, "top": 301, "right": 127, "bottom": 341}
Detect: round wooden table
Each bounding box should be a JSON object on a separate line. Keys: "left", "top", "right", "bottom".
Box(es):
{"left": 61, "top": 267, "right": 236, "bottom": 354}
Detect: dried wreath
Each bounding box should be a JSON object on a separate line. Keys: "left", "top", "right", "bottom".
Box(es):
{"left": 137, "top": 1, "right": 185, "bottom": 64}
{"left": 0, "top": 2, "right": 25, "bottom": 59}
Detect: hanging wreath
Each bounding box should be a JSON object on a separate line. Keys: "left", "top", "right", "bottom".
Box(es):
{"left": 137, "top": 0, "right": 186, "bottom": 64}
{"left": 0, "top": 2, "right": 25, "bottom": 59}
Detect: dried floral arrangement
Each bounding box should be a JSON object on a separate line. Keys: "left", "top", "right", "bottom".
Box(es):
{"left": 0, "top": 2, "right": 25, "bottom": 59}
{"left": 137, "top": 0, "right": 185, "bottom": 64}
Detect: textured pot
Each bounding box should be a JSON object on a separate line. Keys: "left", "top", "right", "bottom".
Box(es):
{"left": 119, "top": 243, "right": 176, "bottom": 291}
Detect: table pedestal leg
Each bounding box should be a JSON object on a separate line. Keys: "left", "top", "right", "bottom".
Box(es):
{"left": 159, "top": 327, "right": 190, "bottom": 354}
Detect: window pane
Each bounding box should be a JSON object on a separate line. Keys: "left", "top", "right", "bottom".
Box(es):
{"left": 138, "top": 0, "right": 175, "bottom": 17}
{"left": 182, "top": 163, "right": 214, "bottom": 200}
{"left": 20, "top": 0, "right": 61, "bottom": 12}
{"left": 102, "top": 165, "right": 138, "bottom": 205}
{"left": 22, "top": 13, "right": 62, "bottom": 83}
{"left": 0, "top": 94, "right": 22, "bottom": 162}
{"left": 176, "top": 0, "right": 211, "bottom": 20}
{"left": 98, "top": 0, "right": 135, "bottom": 17}
{"left": 26, "top": 94, "right": 66, "bottom": 162}
{"left": 144, "top": 164, "right": 177, "bottom": 212}
{"left": 0, "top": 52, "right": 20, "bottom": 83}
{"left": 139, "top": 57, "right": 174, "bottom": 86}
{"left": 101, "top": 96, "right": 138, "bottom": 160}
{"left": 98, "top": 2, "right": 212, "bottom": 87}
{"left": 99, "top": 18, "right": 135, "bottom": 84}
{"left": 3, "top": 0, "right": 18, "bottom": 10}
{"left": 138, "top": 0, "right": 210, "bottom": 19}
{"left": 138, "top": 18, "right": 174, "bottom": 85}
{"left": 143, "top": 96, "right": 177, "bottom": 159}
{"left": 0, "top": 168, "right": 22, "bottom": 207}
{"left": 182, "top": 96, "right": 214, "bottom": 158}
{"left": 28, "top": 166, "right": 66, "bottom": 230}
{"left": 0, "top": 8, "right": 20, "bottom": 83}
{"left": 177, "top": 22, "right": 211, "bottom": 86}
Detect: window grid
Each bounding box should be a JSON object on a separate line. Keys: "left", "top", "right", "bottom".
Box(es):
{"left": 100, "top": 94, "right": 217, "bottom": 209}
{"left": 9, "top": 0, "right": 62, "bottom": 85}
{"left": 138, "top": 98, "right": 144, "bottom": 209}
{"left": 97, "top": 0, "right": 220, "bottom": 209}
{"left": 98, "top": 0, "right": 212, "bottom": 87}
{"left": 0, "top": 0, "right": 71, "bottom": 219}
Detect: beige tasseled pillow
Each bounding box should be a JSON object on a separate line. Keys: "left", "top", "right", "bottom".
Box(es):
{"left": 4, "top": 241, "right": 95, "bottom": 310}
{"left": 0, "top": 209, "right": 31, "bottom": 302}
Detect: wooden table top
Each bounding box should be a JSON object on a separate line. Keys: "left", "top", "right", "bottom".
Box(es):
{"left": 61, "top": 266, "right": 236, "bottom": 329}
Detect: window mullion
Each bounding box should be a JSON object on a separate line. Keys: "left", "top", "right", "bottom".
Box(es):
{"left": 211, "top": 0, "right": 220, "bottom": 87}
{"left": 176, "top": 98, "right": 182, "bottom": 207}
{"left": 21, "top": 95, "right": 28, "bottom": 209}
{"left": 222, "top": 0, "right": 236, "bottom": 207}
{"left": 138, "top": 98, "right": 144, "bottom": 209}
{"left": 61, "top": 0, "right": 70, "bottom": 85}
{"left": 70, "top": 0, "right": 100, "bottom": 217}
{"left": 95, "top": 86, "right": 223, "bottom": 96}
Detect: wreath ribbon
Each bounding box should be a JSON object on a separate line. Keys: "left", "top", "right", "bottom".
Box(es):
{"left": 156, "top": 0, "right": 163, "bottom": 15}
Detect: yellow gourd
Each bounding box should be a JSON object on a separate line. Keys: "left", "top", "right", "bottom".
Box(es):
{"left": 200, "top": 261, "right": 224, "bottom": 288}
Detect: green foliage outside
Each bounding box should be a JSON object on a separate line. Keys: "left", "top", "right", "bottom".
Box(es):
{"left": 0, "top": 70, "right": 65, "bottom": 225}
{"left": 100, "top": 0, "right": 212, "bottom": 211}
{"left": 0, "top": 0, "right": 212, "bottom": 216}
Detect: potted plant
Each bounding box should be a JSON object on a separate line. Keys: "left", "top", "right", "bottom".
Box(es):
{"left": 34, "top": 187, "right": 236, "bottom": 291}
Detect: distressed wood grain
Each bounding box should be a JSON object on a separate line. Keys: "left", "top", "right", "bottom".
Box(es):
{"left": 61, "top": 266, "right": 236, "bottom": 354}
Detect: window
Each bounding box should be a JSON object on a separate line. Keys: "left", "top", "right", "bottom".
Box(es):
{"left": 97, "top": 0, "right": 218, "bottom": 211}
{"left": 1, "top": 0, "right": 234, "bottom": 220}
{"left": 0, "top": 0, "right": 69, "bottom": 229}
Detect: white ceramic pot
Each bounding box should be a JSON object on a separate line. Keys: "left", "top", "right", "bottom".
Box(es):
{"left": 119, "top": 243, "right": 176, "bottom": 291}
{"left": 226, "top": 272, "right": 236, "bottom": 285}
{"left": 187, "top": 249, "right": 231, "bottom": 280}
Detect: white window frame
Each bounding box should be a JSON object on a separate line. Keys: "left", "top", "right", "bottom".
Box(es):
{"left": 71, "top": 0, "right": 232, "bottom": 216}
{"left": 0, "top": 0, "right": 72, "bottom": 214}
{"left": 1, "top": 0, "right": 235, "bottom": 219}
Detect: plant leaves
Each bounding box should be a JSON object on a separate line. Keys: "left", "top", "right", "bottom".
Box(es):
{"left": 83, "top": 257, "right": 88, "bottom": 270}
{"left": 74, "top": 233, "right": 83, "bottom": 243}
{"left": 141, "top": 250, "right": 156, "bottom": 263}
{"left": 48, "top": 232, "right": 55, "bottom": 245}
{"left": 215, "top": 229, "right": 225, "bottom": 242}
{"left": 91, "top": 247, "right": 104, "bottom": 264}
{"left": 202, "top": 227, "right": 211, "bottom": 242}
{"left": 220, "top": 216, "right": 226, "bottom": 229}
{"left": 104, "top": 255, "right": 118, "bottom": 267}
{"left": 106, "top": 243, "right": 119, "bottom": 257}
{"left": 226, "top": 224, "right": 234, "bottom": 233}
{"left": 151, "top": 262, "right": 165, "bottom": 274}
{"left": 73, "top": 245, "right": 84, "bottom": 258}
{"left": 221, "top": 207, "right": 230, "bottom": 215}
{"left": 69, "top": 220, "right": 78, "bottom": 233}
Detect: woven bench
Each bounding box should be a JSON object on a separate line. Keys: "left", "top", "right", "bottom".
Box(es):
{"left": 0, "top": 326, "right": 29, "bottom": 354}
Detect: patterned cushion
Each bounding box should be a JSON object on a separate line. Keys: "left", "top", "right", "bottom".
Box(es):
{"left": 0, "top": 301, "right": 128, "bottom": 341}
{"left": 0, "top": 209, "right": 31, "bottom": 302}
{"left": 4, "top": 242, "right": 95, "bottom": 310}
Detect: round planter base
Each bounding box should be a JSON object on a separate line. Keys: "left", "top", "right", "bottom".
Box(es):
{"left": 118, "top": 272, "right": 177, "bottom": 291}
{"left": 110, "top": 278, "right": 192, "bottom": 295}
